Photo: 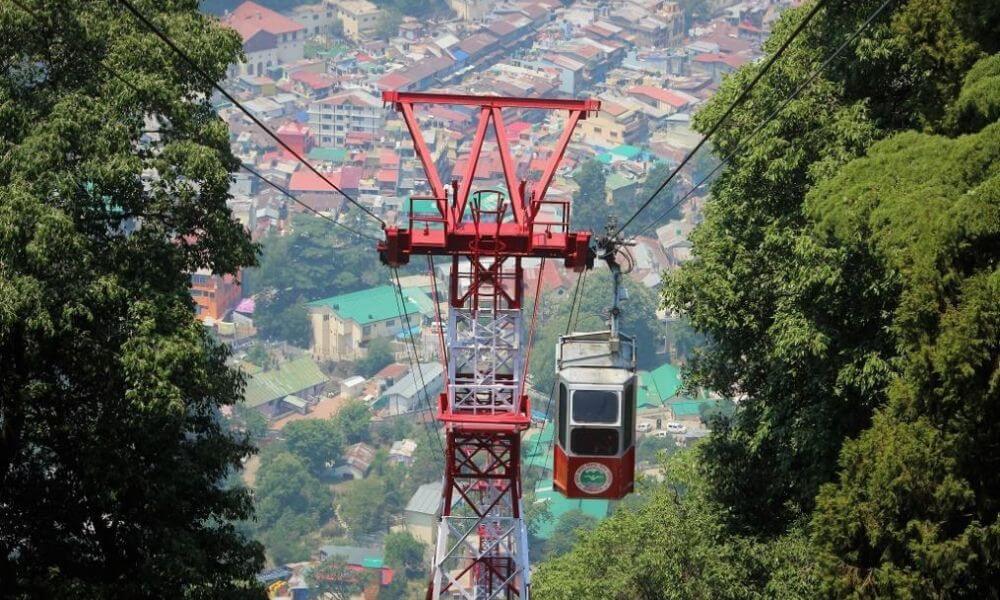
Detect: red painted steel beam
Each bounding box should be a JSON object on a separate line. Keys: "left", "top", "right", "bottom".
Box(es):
{"left": 383, "top": 90, "right": 600, "bottom": 113}
{"left": 399, "top": 101, "right": 447, "bottom": 210}
{"left": 490, "top": 106, "right": 526, "bottom": 224}
{"left": 456, "top": 107, "right": 491, "bottom": 224}
{"left": 533, "top": 108, "right": 584, "bottom": 214}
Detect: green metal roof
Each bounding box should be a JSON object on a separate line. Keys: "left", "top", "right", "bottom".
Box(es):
{"left": 532, "top": 479, "right": 610, "bottom": 540}
{"left": 611, "top": 144, "right": 643, "bottom": 159}
{"left": 647, "top": 362, "right": 681, "bottom": 403}
{"left": 669, "top": 400, "right": 704, "bottom": 417}
{"left": 307, "top": 285, "right": 433, "bottom": 325}
{"left": 243, "top": 357, "right": 328, "bottom": 408}
{"left": 636, "top": 371, "right": 660, "bottom": 409}
{"left": 308, "top": 147, "right": 347, "bottom": 163}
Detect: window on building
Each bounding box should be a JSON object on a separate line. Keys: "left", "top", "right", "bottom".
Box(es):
{"left": 386, "top": 319, "right": 395, "bottom": 327}
{"left": 362, "top": 325, "right": 372, "bottom": 336}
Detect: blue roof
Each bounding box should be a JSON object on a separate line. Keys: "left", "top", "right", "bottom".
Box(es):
{"left": 452, "top": 49, "right": 470, "bottom": 62}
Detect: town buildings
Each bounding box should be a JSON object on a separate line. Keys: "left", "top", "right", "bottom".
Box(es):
{"left": 223, "top": 1, "right": 306, "bottom": 77}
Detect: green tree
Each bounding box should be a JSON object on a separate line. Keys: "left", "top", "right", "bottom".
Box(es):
{"left": 334, "top": 399, "right": 372, "bottom": 444}
{"left": 339, "top": 477, "right": 390, "bottom": 538}
{"left": 375, "top": 9, "right": 402, "bottom": 40}
{"left": 308, "top": 555, "right": 370, "bottom": 600}
{"left": 543, "top": 510, "right": 599, "bottom": 560}
{"left": 283, "top": 418, "right": 345, "bottom": 476}
{"left": 384, "top": 531, "right": 426, "bottom": 579}
{"left": 358, "top": 337, "right": 394, "bottom": 377}
{"left": 663, "top": 0, "right": 999, "bottom": 534}
{"left": 0, "top": 1, "right": 264, "bottom": 596}
{"left": 800, "top": 100, "right": 1000, "bottom": 596}
{"left": 231, "top": 403, "right": 270, "bottom": 442}
{"left": 407, "top": 434, "right": 444, "bottom": 485}
{"left": 255, "top": 452, "right": 333, "bottom": 530}
{"left": 570, "top": 159, "right": 607, "bottom": 232}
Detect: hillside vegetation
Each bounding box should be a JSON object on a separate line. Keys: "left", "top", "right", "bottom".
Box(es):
{"left": 535, "top": 1, "right": 1000, "bottom": 597}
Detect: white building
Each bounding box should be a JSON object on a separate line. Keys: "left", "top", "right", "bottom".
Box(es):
{"left": 308, "top": 89, "right": 384, "bottom": 147}
{"left": 223, "top": 1, "right": 306, "bottom": 78}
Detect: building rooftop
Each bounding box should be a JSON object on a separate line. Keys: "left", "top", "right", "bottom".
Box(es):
{"left": 532, "top": 478, "right": 610, "bottom": 540}
{"left": 379, "top": 362, "right": 444, "bottom": 402}
{"left": 307, "top": 285, "right": 433, "bottom": 325}
{"left": 406, "top": 481, "right": 443, "bottom": 516}
{"left": 223, "top": 1, "right": 305, "bottom": 41}
{"left": 243, "top": 356, "right": 328, "bottom": 408}
{"left": 645, "top": 362, "right": 681, "bottom": 404}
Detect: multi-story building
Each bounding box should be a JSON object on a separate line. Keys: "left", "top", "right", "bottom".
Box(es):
{"left": 332, "top": 0, "right": 382, "bottom": 41}
{"left": 308, "top": 285, "right": 433, "bottom": 362}
{"left": 576, "top": 100, "right": 647, "bottom": 148}
{"left": 223, "top": 1, "right": 306, "bottom": 78}
{"left": 308, "top": 89, "right": 383, "bottom": 147}
{"left": 190, "top": 269, "right": 242, "bottom": 322}
{"left": 290, "top": 2, "right": 340, "bottom": 36}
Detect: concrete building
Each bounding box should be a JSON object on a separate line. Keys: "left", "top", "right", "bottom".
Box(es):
{"left": 290, "top": 2, "right": 340, "bottom": 36}
{"left": 576, "top": 100, "right": 646, "bottom": 148}
{"left": 332, "top": 0, "right": 382, "bottom": 41}
{"left": 447, "top": 0, "right": 491, "bottom": 21}
{"left": 308, "top": 89, "right": 383, "bottom": 147}
{"left": 308, "top": 285, "right": 434, "bottom": 362}
{"left": 223, "top": 1, "right": 306, "bottom": 77}
{"left": 190, "top": 269, "right": 241, "bottom": 322}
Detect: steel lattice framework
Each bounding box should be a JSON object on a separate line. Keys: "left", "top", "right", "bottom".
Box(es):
{"left": 379, "top": 91, "right": 597, "bottom": 599}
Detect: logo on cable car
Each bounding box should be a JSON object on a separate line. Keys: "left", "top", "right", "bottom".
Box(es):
{"left": 574, "top": 462, "right": 613, "bottom": 495}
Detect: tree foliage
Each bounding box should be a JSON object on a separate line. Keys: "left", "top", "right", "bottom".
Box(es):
{"left": 570, "top": 159, "right": 608, "bottom": 232}
{"left": 358, "top": 337, "right": 394, "bottom": 378}
{"left": 0, "top": 1, "right": 263, "bottom": 596}
{"left": 384, "top": 530, "right": 427, "bottom": 579}
{"left": 283, "top": 418, "right": 345, "bottom": 475}
{"left": 333, "top": 399, "right": 373, "bottom": 444}
{"left": 308, "top": 555, "right": 370, "bottom": 600}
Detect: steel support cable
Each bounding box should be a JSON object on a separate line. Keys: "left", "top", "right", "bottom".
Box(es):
{"left": 526, "top": 270, "right": 585, "bottom": 476}
{"left": 389, "top": 267, "right": 446, "bottom": 455}
{"left": 114, "top": 0, "right": 386, "bottom": 227}
{"left": 613, "top": 0, "right": 829, "bottom": 237}
{"left": 9, "top": 0, "right": 375, "bottom": 240}
{"left": 426, "top": 256, "right": 450, "bottom": 372}
{"left": 240, "top": 163, "right": 380, "bottom": 242}
{"left": 520, "top": 257, "right": 546, "bottom": 396}
{"left": 628, "top": 0, "right": 896, "bottom": 242}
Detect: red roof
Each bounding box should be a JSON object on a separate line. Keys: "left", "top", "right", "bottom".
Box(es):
{"left": 345, "top": 131, "right": 374, "bottom": 145}
{"left": 379, "top": 149, "right": 400, "bottom": 167}
{"left": 222, "top": 1, "right": 304, "bottom": 41}
{"left": 377, "top": 71, "right": 412, "bottom": 90}
{"left": 288, "top": 166, "right": 361, "bottom": 192}
{"left": 291, "top": 70, "right": 337, "bottom": 91}
{"left": 276, "top": 121, "right": 310, "bottom": 136}
{"left": 506, "top": 121, "right": 531, "bottom": 138}
{"left": 693, "top": 52, "right": 750, "bottom": 68}
{"left": 377, "top": 168, "right": 398, "bottom": 184}
{"left": 628, "top": 85, "right": 690, "bottom": 109}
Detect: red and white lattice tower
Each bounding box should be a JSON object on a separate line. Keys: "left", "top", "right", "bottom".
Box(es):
{"left": 379, "top": 92, "right": 598, "bottom": 599}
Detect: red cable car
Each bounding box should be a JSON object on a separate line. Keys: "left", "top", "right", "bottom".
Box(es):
{"left": 553, "top": 236, "right": 637, "bottom": 500}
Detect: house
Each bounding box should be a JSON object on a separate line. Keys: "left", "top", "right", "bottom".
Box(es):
{"left": 286, "top": 166, "right": 362, "bottom": 212}
{"left": 308, "top": 285, "right": 434, "bottom": 362}
{"left": 404, "top": 481, "right": 443, "bottom": 544}
{"left": 308, "top": 89, "right": 383, "bottom": 148}
{"left": 341, "top": 375, "right": 366, "bottom": 399}
{"left": 190, "top": 269, "right": 241, "bottom": 322}
{"left": 576, "top": 100, "right": 646, "bottom": 148}
{"left": 389, "top": 438, "right": 418, "bottom": 465}
{"left": 447, "top": 0, "right": 491, "bottom": 20}
{"left": 290, "top": 2, "right": 340, "bottom": 36}
{"left": 333, "top": 0, "right": 382, "bottom": 41}
{"left": 375, "top": 362, "right": 445, "bottom": 416}
{"left": 333, "top": 442, "right": 377, "bottom": 479}
{"left": 275, "top": 121, "right": 312, "bottom": 158}
{"left": 242, "top": 356, "right": 328, "bottom": 419}
{"left": 627, "top": 85, "right": 693, "bottom": 113}
{"left": 223, "top": 1, "right": 306, "bottom": 77}
{"left": 314, "top": 544, "right": 395, "bottom": 592}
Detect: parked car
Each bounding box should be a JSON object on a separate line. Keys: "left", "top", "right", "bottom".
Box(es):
{"left": 637, "top": 421, "right": 654, "bottom": 433}
{"left": 666, "top": 422, "right": 687, "bottom": 434}
{"left": 654, "top": 430, "right": 670, "bottom": 439}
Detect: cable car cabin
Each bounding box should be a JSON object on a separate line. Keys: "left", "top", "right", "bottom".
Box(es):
{"left": 553, "top": 330, "right": 636, "bottom": 500}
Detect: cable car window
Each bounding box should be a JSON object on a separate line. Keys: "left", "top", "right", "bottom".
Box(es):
{"left": 623, "top": 382, "right": 634, "bottom": 449}
{"left": 571, "top": 390, "right": 618, "bottom": 424}
{"left": 557, "top": 383, "right": 567, "bottom": 448}
{"left": 570, "top": 428, "right": 619, "bottom": 456}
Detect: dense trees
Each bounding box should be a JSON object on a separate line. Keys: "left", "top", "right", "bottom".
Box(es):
{"left": 283, "top": 418, "right": 345, "bottom": 475}
{"left": 569, "top": 159, "right": 608, "bottom": 232}
{"left": 254, "top": 451, "right": 334, "bottom": 563}
{"left": 0, "top": 1, "right": 264, "bottom": 596}
{"left": 536, "top": 1, "right": 1000, "bottom": 597}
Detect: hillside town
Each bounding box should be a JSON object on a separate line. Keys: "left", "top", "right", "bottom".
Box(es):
{"left": 191, "top": 0, "right": 789, "bottom": 596}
